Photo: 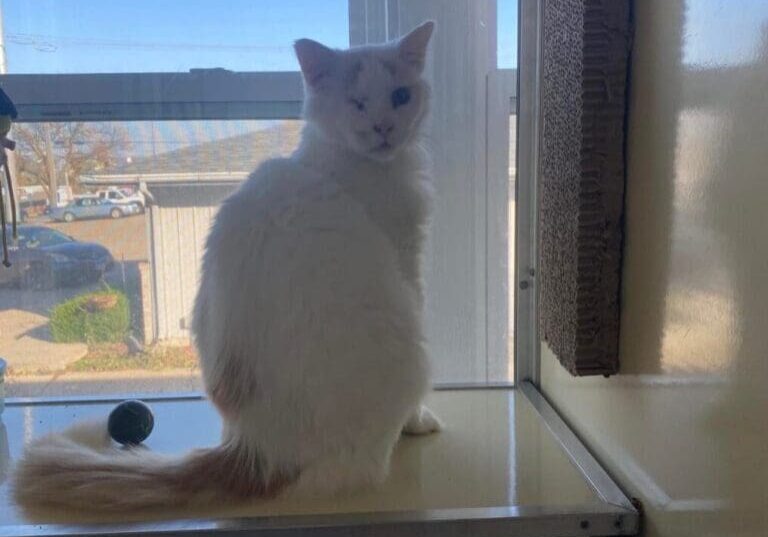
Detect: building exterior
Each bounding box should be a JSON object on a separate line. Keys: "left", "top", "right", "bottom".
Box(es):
{"left": 83, "top": 121, "right": 302, "bottom": 343}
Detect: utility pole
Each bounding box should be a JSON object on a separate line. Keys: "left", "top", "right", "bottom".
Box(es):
{"left": 43, "top": 124, "right": 57, "bottom": 207}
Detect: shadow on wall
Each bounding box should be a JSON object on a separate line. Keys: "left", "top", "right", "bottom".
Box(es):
{"left": 617, "top": 0, "right": 683, "bottom": 374}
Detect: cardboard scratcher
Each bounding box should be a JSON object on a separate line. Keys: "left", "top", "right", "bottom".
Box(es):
{"left": 538, "top": 0, "right": 633, "bottom": 376}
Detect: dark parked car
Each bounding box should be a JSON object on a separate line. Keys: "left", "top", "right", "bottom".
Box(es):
{"left": 0, "top": 225, "right": 115, "bottom": 289}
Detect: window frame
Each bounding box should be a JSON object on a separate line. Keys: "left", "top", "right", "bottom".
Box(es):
{"left": 0, "top": 2, "right": 642, "bottom": 536}
{"left": 0, "top": 71, "right": 304, "bottom": 122}
{"left": 1, "top": 0, "right": 528, "bottom": 391}
{"left": 514, "top": 0, "right": 542, "bottom": 386}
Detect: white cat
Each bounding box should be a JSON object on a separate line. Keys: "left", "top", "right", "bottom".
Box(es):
{"left": 14, "top": 21, "right": 441, "bottom": 513}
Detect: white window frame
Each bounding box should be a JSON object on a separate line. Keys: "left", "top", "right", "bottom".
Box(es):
{"left": 514, "top": 0, "right": 542, "bottom": 385}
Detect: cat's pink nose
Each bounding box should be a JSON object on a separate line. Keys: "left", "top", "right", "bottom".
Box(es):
{"left": 373, "top": 122, "right": 394, "bottom": 136}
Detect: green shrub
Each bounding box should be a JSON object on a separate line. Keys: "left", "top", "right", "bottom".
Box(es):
{"left": 50, "top": 290, "right": 130, "bottom": 344}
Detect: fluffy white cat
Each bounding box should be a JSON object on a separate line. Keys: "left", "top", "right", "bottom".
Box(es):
{"left": 13, "top": 21, "right": 440, "bottom": 513}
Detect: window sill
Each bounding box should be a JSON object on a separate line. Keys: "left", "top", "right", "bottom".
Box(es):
{"left": 0, "top": 384, "right": 638, "bottom": 537}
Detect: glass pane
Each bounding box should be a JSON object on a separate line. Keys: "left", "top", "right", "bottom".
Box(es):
{"left": 500, "top": 0, "right": 518, "bottom": 380}
{"left": 1, "top": 0, "right": 519, "bottom": 396}
{"left": 508, "top": 114, "right": 517, "bottom": 381}
{"left": 348, "top": 2, "right": 518, "bottom": 384}
{"left": 498, "top": 0, "right": 519, "bottom": 68}
{"left": 3, "top": 0, "right": 349, "bottom": 73}
{"left": 3, "top": 120, "right": 301, "bottom": 397}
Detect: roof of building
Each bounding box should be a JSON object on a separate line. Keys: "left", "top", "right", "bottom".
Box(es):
{"left": 81, "top": 120, "right": 303, "bottom": 185}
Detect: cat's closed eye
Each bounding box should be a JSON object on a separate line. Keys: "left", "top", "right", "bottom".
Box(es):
{"left": 391, "top": 87, "right": 411, "bottom": 108}
{"left": 349, "top": 98, "right": 366, "bottom": 112}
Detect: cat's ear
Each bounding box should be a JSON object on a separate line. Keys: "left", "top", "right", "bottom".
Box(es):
{"left": 398, "top": 21, "right": 435, "bottom": 72}
{"left": 294, "top": 39, "right": 337, "bottom": 88}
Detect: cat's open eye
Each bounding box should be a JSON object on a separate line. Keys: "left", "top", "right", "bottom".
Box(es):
{"left": 391, "top": 87, "right": 411, "bottom": 108}
{"left": 349, "top": 98, "right": 366, "bottom": 112}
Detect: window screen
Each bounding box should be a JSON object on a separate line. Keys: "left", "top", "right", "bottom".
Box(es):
{"left": 1, "top": 0, "right": 519, "bottom": 397}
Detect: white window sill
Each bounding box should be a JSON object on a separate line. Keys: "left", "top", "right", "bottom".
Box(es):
{"left": 0, "top": 384, "right": 638, "bottom": 536}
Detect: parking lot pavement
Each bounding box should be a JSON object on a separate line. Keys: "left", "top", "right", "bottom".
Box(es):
{"left": 46, "top": 213, "right": 148, "bottom": 262}
{"left": 0, "top": 309, "right": 88, "bottom": 373}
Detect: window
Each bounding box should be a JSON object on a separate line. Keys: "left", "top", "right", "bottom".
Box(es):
{"left": 0, "top": 2, "right": 644, "bottom": 536}
{"left": 2, "top": 1, "right": 518, "bottom": 397}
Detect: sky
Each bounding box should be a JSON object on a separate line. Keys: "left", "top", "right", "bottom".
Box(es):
{"left": 2, "top": 0, "right": 350, "bottom": 73}
{"left": 2, "top": 0, "right": 519, "bottom": 74}
{"left": 4, "top": 1, "right": 768, "bottom": 75}
{"left": 498, "top": 0, "right": 518, "bottom": 69}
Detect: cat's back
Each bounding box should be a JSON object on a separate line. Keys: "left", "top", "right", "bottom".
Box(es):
{"left": 204, "top": 157, "right": 332, "bottom": 245}
{"left": 202, "top": 154, "right": 391, "bottom": 274}
{"left": 196, "top": 153, "right": 405, "bottom": 346}
{"left": 226, "top": 157, "right": 323, "bottom": 216}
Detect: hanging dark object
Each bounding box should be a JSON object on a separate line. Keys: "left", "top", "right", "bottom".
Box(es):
{"left": 0, "top": 85, "right": 18, "bottom": 268}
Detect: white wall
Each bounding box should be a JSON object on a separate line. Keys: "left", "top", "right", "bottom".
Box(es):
{"left": 540, "top": 1, "right": 768, "bottom": 535}
{"left": 148, "top": 192, "right": 222, "bottom": 342}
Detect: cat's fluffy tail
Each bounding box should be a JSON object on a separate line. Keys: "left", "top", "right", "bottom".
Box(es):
{"left": 13, "top": 419, "right": 291, "bottom": 513}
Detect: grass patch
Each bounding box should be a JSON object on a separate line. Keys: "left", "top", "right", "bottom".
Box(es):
{"left": 50, "top": 290, "right": 130, "bottom": 344}
{"left": 67, "top": 344, "right": 199, "bottom": 373}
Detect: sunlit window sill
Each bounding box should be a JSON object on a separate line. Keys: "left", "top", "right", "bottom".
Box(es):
{"left": 0, "top": 383, "right": 638, "bottom": 537}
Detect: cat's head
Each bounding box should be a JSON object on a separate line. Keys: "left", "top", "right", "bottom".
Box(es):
{"left": 295, "top": 21, "right": 435, "bottom": 161}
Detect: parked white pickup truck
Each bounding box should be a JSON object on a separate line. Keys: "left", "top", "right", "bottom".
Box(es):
{"left": 96, "top": 188, "right": 146, "bottom": 213}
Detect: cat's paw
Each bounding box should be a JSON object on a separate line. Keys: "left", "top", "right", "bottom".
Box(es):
{"left": 402, "top": 406, "right": 443, "bottom": 435}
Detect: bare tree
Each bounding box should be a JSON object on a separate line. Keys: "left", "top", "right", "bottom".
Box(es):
{"left": 13, "top": 122, "right": 130, "bottom": 205}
